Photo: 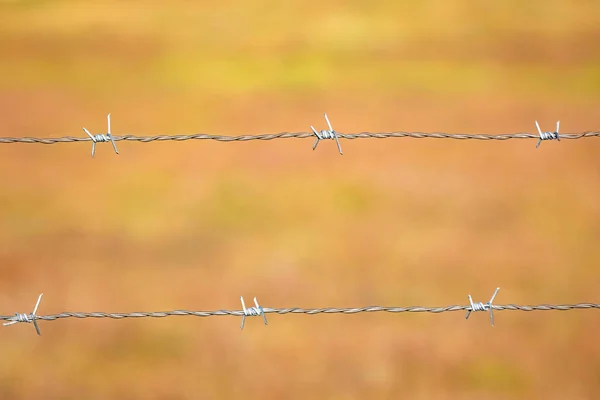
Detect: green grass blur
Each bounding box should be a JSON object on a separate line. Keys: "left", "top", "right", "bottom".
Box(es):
{"left": 0, "top": 1, "right": 599, "bottom": 399}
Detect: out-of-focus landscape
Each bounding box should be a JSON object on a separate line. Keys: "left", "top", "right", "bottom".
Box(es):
{"left": 1, "top": 1, "right": 599, "bottom": 399}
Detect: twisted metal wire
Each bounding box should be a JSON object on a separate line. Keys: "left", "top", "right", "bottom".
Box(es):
{"left": 1, "top": 303, "right": 598, "bottom": 323}
{"left": 1, "top": 131, "right": 599, "bottom": 145}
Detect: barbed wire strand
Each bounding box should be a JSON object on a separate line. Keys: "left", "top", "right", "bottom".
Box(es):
{"left": 3, "top": 290, "right": 599, "bottom": 335}
{"left": 2, "top": 301, "right": 598, "bottom": 334}
{"left": 1, "top": 131, "right": 600, "bottom": 145}
{"left": 1, "top": 303, "right": 597, "bottom": 321}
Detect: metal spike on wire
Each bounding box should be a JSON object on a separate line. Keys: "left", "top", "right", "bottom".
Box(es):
{"left": 535, "top": 120, "right": 560, "bottom": 148}
{"left": 3, "top": 293, "right": 43, "bottom": 335}
{"left": 311, "top": 113, "right": 343, "bottom": 155}
{"left": 465, "top": 287, "right": 500, "bottom": 326}
{"left": 240, "top": 296, "right": 268, "bottom": 330}
{"left": 82, "top": 113, "right": 119, "bottom": 157}
{"left": 2, "top": 291, "right": 599, "bottom": 336}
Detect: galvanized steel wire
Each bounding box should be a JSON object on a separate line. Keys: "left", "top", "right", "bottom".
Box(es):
{"left": 1, "top": 131, "right": 600, "bottom": 145}
{"left": 2, "top": 302, "right": 598, "bottom": 323}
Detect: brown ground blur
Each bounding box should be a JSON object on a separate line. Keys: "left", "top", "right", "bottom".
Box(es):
{"left": 1, "top": 1, "right": 599, "bottom": 399}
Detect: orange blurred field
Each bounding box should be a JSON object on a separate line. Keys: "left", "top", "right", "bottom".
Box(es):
{"left": 1, "top": 1, "right": 599, "bottom": 399}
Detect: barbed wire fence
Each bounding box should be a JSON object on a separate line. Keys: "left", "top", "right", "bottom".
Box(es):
{"left": 1, "top": 113, "right": 598, "bottom": 156}
{"left": 2, "top": 291, "right": 599, "bottom": 336}
{"left": 2, "top": 116, "right": 599, "bottom": 337}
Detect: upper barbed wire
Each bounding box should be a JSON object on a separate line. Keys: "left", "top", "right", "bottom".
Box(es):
{"left": 1, "top": 113, "right": 597, "bottom": 154}
{"left": 1, "top": 131, "right": 599, "bottom": 145}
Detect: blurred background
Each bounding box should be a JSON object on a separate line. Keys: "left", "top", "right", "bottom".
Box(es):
{"left": 1, "top": 1, "right": 599, "bottom": 399}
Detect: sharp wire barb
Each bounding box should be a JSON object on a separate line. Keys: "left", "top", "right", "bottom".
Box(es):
{"left": 82, "top": 113, "right": 119, "bottom": 157}
{"left": 536, "top": 120, "right": 561, "bottom": 148}
{"left": 108, "top": 113, "right": 119, "bottom": 154}
{"left": 311, "top": 113, "right": 343, "bottom": 155}
{"left": 466, "top": 287, "right": 500, "bottom": 326}
{"left": 3, "top": 293, "right": 44, "bottom": 336}
{"left": 240, "top": 296, "right": 268, "bottom": 330}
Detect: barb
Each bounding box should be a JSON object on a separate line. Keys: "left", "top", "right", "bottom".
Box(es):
{"left": 240, "top": 296, "right": 268, "bottom": 330}
{"left": 311, "top": 113, "right": 343, "bottom": 155}
{"left": 465, "top": 287, "right": 500, "bottom": 326}
{"left": 535, "top": 120, "right": 560, "bottom": 148}
{"left": 2, "top": 295, "right": 597, "bottom": 333}
{"left": 3, "top": 293, "right": 43, "bottom": 335}
{"left": 1, "top": 131, "right": 598, "bottom": 146}
{"left": 82, "top": 113, "right": 119, "bottom": 157}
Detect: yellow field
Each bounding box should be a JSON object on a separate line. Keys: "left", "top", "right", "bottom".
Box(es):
{"left": 1, "top": 1, "right": 599, "bottom": 399}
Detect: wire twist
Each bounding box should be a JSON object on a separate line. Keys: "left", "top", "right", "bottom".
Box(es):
{"left": 90, "top": 134, "right": 113, "bottom": 143}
